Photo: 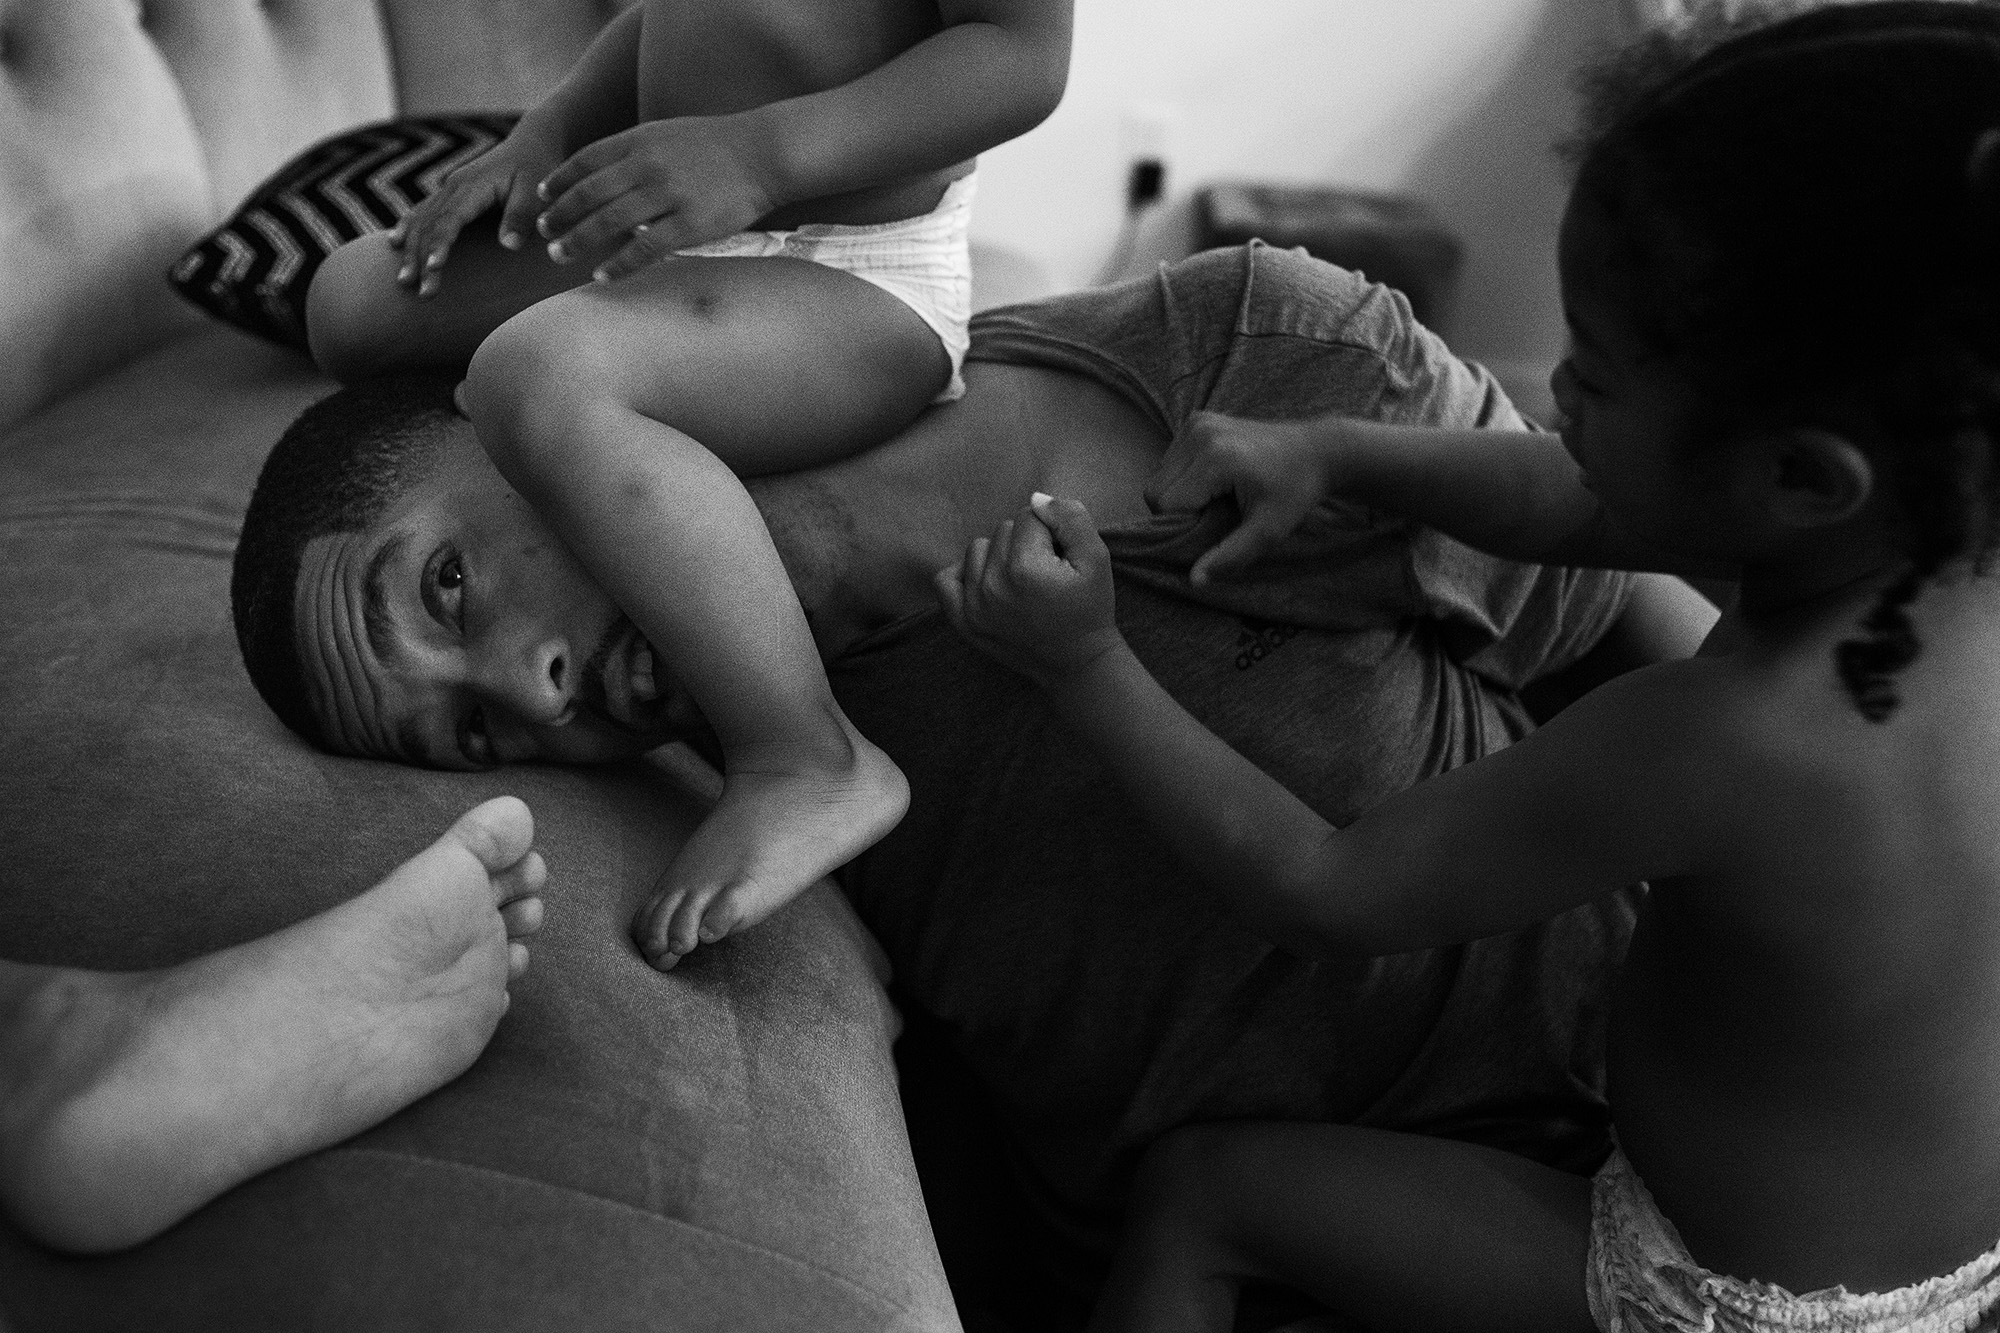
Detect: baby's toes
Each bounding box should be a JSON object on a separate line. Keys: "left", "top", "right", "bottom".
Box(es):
{"left": 668, "top": 889, "right": 718, "bottom": 960}
{"left": 697, "top": 892, "right": 747, "bottom": 947}
{"left": 633, "top": 890, "right": 685, "bottom": 969}
{"left": 508, "top": 940, "right": 531, "bottom": 979}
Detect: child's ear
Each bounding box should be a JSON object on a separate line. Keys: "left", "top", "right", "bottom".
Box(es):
{"left": 1740, "top": 428, "right": 1876, "bottom": 530}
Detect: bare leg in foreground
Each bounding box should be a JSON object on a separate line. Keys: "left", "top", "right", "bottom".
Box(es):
{"left": 1091, "top": 1121, "right": 1594, "bottom": 1333}
{"left": 0, "top": 796, "right": 546, "bottom": 1253}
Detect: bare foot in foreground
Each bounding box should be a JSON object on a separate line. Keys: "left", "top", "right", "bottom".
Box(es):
{"left": 0, "top": 796, "right": 545, "bottom": 1253}
{"left": 633, "top": 717, "right": 908, "bottom": 969}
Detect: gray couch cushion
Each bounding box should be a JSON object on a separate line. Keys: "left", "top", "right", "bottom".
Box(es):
{"left": 0, "top": 329, "right": 955, "bottom": 1331}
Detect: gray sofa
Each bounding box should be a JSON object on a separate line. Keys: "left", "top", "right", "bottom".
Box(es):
{"left": 0, "top": 1, "right": 960, "bottom": 1327}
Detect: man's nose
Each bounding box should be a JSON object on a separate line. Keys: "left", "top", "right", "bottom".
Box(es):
{"left": 475, "top": 633, "right": 574, "bottom": 726}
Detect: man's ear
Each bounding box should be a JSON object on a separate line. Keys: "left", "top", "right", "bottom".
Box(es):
{"left": 1739, "top": 428, "right": 1876, "bottom": 530}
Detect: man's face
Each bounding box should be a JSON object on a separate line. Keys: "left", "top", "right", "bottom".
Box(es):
{"left": 294, "top": 418, "right": 693, "bottom": 768}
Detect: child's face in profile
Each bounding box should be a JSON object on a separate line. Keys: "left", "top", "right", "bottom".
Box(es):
{"left": 1552, "top": 195, "right": 1739, "bottom": 558}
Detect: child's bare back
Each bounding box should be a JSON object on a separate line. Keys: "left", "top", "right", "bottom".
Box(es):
{"left": 1609, "top": 574, "right": 2000, "bottom": 1289}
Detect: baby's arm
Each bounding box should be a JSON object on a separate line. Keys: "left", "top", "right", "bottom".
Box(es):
{"left": 533, "top": 0, "right": 1073, "bottom": 278}
{"left": 1150, "top": 411, "right": 1735, "bottom": 583}
{"left": 938, "top": 495, "right": 1717, "bottom": 957}
{"left": 730, "top": 0, "right": 1071, "bottom": 199}
{"left": 391, "top": 8, "right": 644, "bottom": 292}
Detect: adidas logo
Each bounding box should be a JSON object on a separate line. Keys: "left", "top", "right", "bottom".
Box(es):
{"left": 1234, "top": 617, "right": 1299, "bottom": 671}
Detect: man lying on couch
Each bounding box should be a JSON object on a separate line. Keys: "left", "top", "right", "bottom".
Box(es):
{"left": 231, "top": 241, "right": 1713, "bottom": 1321}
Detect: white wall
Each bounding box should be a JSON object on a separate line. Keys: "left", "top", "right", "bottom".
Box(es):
{"left": 969, "top": 0, "right": 1622, "bottom": 418}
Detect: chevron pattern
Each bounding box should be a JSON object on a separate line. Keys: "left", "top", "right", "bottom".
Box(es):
{"left": 169, "top": 113, "right": 521, "bottom": 351}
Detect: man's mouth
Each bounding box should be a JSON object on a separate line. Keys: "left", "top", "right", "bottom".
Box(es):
{"left": 631, "top": 636, "right": 658, "bottom": 706}
{"left": 585, "top": 617, "right": 666, "bottom": 733}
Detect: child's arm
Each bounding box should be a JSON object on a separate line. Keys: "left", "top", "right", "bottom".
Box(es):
{"left": 1149, "top": 410, "right": 1737, "bottom": 584}
{"left": 937, "top": 495, "right": 1717, "bottom": 957}
{"left": 391, "top": 7, "right": 644, "bottom": 293}
{"left": 533, "top": 0, "right": 1073, "bottom": 279}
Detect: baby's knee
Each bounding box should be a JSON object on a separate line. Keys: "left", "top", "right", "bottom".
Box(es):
{"left": 305, "top": 235, "right": 405, "bottom": 383}
{"left": 461, "top": 304, "right": 604, "bottom": 478}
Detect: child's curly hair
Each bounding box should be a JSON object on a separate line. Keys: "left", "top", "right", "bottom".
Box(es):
{"left": 1567, "top": 0, "right": 2000, "bottom": 720}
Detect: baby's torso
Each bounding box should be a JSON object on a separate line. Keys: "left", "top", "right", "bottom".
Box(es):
{"left": 636, "top": 0, "right": 965, "bottom": 227}
{"left": 1610, "top": 581, "right": 2000, "bottom": 1293}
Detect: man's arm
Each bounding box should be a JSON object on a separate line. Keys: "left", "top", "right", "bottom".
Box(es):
{"left": 515, "top": 5, "right": 645, "bottom": 153}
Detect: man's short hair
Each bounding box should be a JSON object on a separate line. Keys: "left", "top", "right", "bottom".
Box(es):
{"left": 230, "top": 375, "right": 459, "bottom": 747}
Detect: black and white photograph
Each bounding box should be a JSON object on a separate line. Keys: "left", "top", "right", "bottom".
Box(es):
{"left": 4, "top": 0, "right": 1998, "bottom": 1328}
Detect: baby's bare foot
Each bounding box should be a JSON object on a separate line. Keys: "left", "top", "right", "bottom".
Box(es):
{"left": 634, "top": 720, "right": 907, "bottom": 969}
{"left": 0, "top": 796, "right": 544, "bottom": 1253}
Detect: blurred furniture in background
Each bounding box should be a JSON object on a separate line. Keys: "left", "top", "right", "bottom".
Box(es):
{"left": 970, "top": 240, "right": 1061, "bottom": 312}
{"left": 1196, "top": 184, "right": 1464, "bottom": 336}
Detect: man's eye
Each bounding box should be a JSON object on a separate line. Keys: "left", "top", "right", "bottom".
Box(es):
{"left": 434, "top": 553, "right": 468, "bottom": 630}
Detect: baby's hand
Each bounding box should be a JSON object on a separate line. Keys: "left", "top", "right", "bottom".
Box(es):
{"left": 935, "top": 493, "right": 1122, "bottom": 690}
{"left": 1145, "top": 411, "right": 1343, "bottom": 586}
{"left": 534, "top": 117, "right": 775, "bottom": 283}
{"left": 389, "top": 123, "right": 566, "bottom": 297}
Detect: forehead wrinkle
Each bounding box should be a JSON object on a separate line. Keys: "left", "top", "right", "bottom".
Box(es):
{"left": 364, "top": 531, "right": 410, "bottom": 665}
{"left": 332, "top": 542, "right": 394, "bottom": 758}
{"left": 297, "top": 538, "right": 353, "bottom": 752}
{"left": 313, "top": 535, "right": 399, "bottom": 761}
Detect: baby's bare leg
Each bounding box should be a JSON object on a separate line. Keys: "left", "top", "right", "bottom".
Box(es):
{"left": 305, "top": 222, "right": 611, "bottom": 383}
{"left": 0, "top": 798, "right": 544, "bottom": 1253}
{"left": 464, "top": 256, "right": 939, "bottom": 968}
{"left": 1091, "top": 1122, "right": 1595, "bottom": 1333}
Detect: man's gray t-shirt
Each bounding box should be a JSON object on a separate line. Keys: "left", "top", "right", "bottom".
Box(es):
{"left": 831, "top": 243, "right": 1637, "bottom": 1262}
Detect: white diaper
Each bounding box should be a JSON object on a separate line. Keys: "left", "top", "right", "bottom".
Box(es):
{"left": 675, "top": 173, "right": 976, "bottom": 402}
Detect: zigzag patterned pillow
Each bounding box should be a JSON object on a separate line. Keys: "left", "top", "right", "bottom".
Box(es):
{"left": 169, "top": 113, "right": 520, "bottom": 351}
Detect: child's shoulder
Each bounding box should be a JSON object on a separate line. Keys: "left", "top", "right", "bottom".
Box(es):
{"left": 1525, "top": 641, "right": 1860, "bottom": 837}
{"left": 1522, "top": 652, "right": 1751, "bottom": 817}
